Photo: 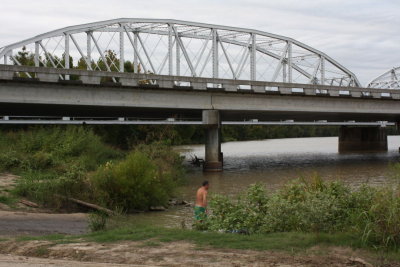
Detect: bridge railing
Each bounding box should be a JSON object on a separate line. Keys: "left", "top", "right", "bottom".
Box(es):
{"left": 1, "top": 64, "right": 399, "bottom": 100}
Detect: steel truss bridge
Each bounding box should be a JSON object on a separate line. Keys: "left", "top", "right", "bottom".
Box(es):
{"left": 0, "top": 18, "right": 360, "bottom": 87}
{"left": 368, "top": 67, "right": 400, "bottom": 90}
{"left": 0, "top": 18, "right": 399, "bottom": 126}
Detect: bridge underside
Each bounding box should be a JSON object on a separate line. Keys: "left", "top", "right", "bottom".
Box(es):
{"left": 1, "top": 103, "right": 400, "bottom": 122}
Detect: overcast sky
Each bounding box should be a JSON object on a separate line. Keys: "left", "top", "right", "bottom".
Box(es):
{"left": 0, "top": 0, "right": 398, "bottom": 85}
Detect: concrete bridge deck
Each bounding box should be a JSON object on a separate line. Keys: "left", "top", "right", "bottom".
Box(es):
{"left": 1, "top": 65, "right": 400, "bottom": 122}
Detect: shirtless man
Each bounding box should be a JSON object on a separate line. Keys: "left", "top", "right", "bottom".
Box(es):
{"left": 194, "top": 181, "right": 209, "bottom": 221}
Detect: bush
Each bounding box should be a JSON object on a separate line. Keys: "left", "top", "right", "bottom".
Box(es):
{"left": 206, "top": 176, "right": 400, "bottom": 249}
{"left": 0, "top": 126, "right": 122, "bottom": 173}
{"left": 89, "top": 143, "right": 184, "bottom": 212}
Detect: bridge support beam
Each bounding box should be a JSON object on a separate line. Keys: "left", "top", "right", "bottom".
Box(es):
{"left": 203, "top": 110, "right": 223, "bottom": 172}
{"left": 339, "top": 126, "right": 388, "bottom": 153}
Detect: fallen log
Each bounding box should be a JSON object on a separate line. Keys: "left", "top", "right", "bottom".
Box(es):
{"left": 19, "top": 199, "right": 39, "bottom": 208}
{"left": 55, "top": 194, "right": 115, "bottom": 216}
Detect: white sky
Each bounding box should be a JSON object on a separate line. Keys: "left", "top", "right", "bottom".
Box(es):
{"left": 0, "top": 0, "right": 399, "bottom": 85}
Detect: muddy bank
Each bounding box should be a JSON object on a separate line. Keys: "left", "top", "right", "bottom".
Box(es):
{"left": 0, "top": 211, "right": 87, "bottom": 236}
{"left": 0, "top": 240, "right": 387, "bottom": 267}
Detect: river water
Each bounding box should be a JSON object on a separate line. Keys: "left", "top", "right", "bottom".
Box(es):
{"left": 132, "top": 136, "right": 400, "bottom": 227}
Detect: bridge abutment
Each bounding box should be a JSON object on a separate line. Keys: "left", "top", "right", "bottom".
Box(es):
{"left": 203, "top": 110, "right": 223, "bottom": 172}
{"left": 338, "top": 126, "right": 388, "bottom": 153}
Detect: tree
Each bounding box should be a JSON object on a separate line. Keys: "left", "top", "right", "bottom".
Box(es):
{"left": 12, "top": 46, "right": 35, "bottom": 66}
{"left": 97, "top": 50, "right": 119, "bottom": 72}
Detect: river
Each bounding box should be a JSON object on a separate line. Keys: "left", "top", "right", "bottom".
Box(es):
{"left": 132, "top": 136, "right": 400, "bottom": 227}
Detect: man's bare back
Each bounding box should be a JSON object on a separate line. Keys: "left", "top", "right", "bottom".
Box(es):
{"left": 195, "top": 186, "right": 208, "bottom": 207}
{"left": 194, "top": 181, "right": 209, "bottom": 221}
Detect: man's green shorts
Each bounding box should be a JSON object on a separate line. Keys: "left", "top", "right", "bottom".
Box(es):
{"left": 194, "top": 206, "right": 207, "bottom": 220}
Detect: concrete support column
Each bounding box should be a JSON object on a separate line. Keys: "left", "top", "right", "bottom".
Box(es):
{"left": 339, "top": 126, "right": 388, "bottom": 153}
{"left": 203, "top": 110, "right": 223, "bottom": 172}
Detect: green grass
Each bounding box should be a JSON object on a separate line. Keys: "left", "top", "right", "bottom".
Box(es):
{"left": 20, "top": 224, "right": 364, "bottom": 252}
{"left": 13, "top": 224, "right": 400, "bottom": 264}
{"left": 83, "top": 225, "right": 365, "bottom": 251}
{"left": 16, "top": 234, "right": 68, "bottom": 242}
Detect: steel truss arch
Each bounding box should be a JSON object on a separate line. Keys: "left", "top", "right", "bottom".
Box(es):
{"left": 0, "top": 18, "right": 361, "bottom": 86}
{"left": 368, "top": 67, "right": 400, "bottom": 89}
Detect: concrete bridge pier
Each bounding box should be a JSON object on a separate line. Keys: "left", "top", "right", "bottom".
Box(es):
{"left": 203, "top": 110, "right": 223, "bottom": 172}
{"left": 338, "top": 126, "right": 388, "bottom": 153}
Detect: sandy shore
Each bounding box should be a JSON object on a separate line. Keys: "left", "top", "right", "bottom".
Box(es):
{"left": 0, "top": 210, "right": 87, "bottom": 236}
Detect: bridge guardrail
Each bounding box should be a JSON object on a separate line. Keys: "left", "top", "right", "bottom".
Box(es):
{"left": 0, "top": 64, "right": 399, "bottom": 100}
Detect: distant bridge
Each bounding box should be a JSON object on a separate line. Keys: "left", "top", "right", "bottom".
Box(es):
{"left": 368, "top": 67, "right": 400, "bottom": 89}
{"left": 0, "top": 19, "right": 398, "bottom": 171}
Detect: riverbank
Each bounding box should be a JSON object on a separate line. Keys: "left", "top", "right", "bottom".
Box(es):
{"left": 0, "top": 127, "right": 186, "bottom": 213}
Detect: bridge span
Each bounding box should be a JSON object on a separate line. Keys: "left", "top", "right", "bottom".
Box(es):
{"left": 0, "top": 18, "right": 399, "bottom": 171}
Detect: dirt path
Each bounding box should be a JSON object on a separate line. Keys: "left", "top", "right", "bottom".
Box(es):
{"left": 0, "top": 210, "right": 87, "bottom": 236}
{"left": 0, "top": 239, "right": 387, "bottom": 267}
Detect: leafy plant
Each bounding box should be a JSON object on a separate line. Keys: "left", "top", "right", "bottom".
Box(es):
{"left": 205, "top": 175, "right": 400, "bottom": 249}
{"left": 89, "top": 144, "right": 184, "bottom": 212}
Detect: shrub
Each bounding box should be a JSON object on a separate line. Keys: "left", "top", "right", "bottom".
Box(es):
{"left": 89, "top": 144, "right": 184, "bottom": 212}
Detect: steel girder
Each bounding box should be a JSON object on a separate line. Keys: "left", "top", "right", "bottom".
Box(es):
{"left": 0, "top": 18, "right": 361, "bottom": 87}
{"left": 368, "top": 67, "right": 400, "bottom": 89}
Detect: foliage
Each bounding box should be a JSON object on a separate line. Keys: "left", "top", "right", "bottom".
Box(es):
{"left": 0, "top": 126, "right": 185, "bottom": 212}
{"left": 357, "top": 186, "right": 400, "bottom": 248}
{"left": 205, "top": 176, "right": 400, "bottom": 249}
{"left": 0, "top": 126, "right": 122, "bottom": 208}
{"left": 89, "top": 143, "right": 184, "bottom": 211}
